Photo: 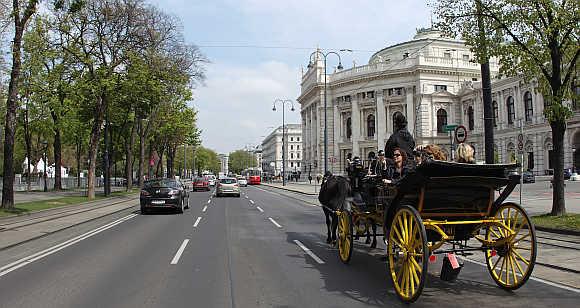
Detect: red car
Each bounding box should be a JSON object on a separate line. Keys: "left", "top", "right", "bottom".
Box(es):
{"left": 192, "top": 177, "right": 210, "bottom": 191}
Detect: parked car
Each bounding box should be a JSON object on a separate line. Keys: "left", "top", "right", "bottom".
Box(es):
{"left": 140, "top": 178, "right": 189, "bottom": 214}
{"left": 570, "top": 172, "right": 580, "bottom": 181}
{"left": 522, "top": 171, "right": 535, "bottom": 183}
{"left": 237, "top": 176, "right": 248, "bottom": 187}
{"left": 564, "top": 168, "right": 572, "bottom": 180}
{"left": 192, "top": 177, "right": 210, "bottom": 191}
{"left": 216, "top": 177, "right": 240, "bottom": 197}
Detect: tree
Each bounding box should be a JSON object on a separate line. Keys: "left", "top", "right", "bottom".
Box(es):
{"left": 2, "top": 0, "right": 40, "bottom": 209}
{"left": 434, "top": 0, "right": 580, "bottom": 216}
{"left": 194, "top": 147, "right": 220, "bottom": 175}
{"left": 228, "top": 150, "right": 256, "bottom": 175}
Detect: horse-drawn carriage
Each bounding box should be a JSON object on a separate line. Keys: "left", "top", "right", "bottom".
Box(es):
{"left": 333, "top": 159, "right": 537, "bottom": 303}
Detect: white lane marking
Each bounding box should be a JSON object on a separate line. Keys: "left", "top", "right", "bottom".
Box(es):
{"left": 193, "top": 216, "right": 202, "bottom": 228}
{"left": 249, "top": 200, "right": 254, "bottom": 205}
{"left": 256, "top": 206, "right": 264, "bottom": 213}
{"left": 207, "top": 199, "right": 211, "bottom": 204}
{"left": 202, "top": 206, "right": 208, "bottom": 212}
{"left": 0, "top": 214, "right": 138, "bottom": 277}
{"left": 245, "top": 195, "right": 248, "bottom": 199}
{"left": 170, "top": 239, "right": 190, "bottom": 265}
{"left": 458, "top": 256, "right": 580, "bottom": 294}
{"left": 294, "top": 240, "right": 325, "bottom": 264}
{"left": 268, "top": 217, "right": 282, "bottom": 228}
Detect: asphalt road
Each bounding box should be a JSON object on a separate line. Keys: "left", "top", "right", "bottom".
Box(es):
{"left": 0, "top": 186, "right": 578, "bottom": 308}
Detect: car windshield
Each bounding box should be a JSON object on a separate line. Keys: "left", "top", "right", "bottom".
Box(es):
{"left": 194, "top": 177, "right": 205, "bottom": 182}
{"left": 144, "top": 179, "right": 178, "bottom": 188}
{"left": 220, "top": 178, "right": 237, "bottom": 184}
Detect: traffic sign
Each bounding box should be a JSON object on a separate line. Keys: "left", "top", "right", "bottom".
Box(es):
{"left": 517, "top": 133, "right": 524, "bottom": 142}
{"left": 517, "top": 133, "right": 524, "bottom": 153}
{"left": 455, "top": 125, "right": 467, "bottom": 143}
{"left": 443, "top": 124, "right": 458, "bottom": 132}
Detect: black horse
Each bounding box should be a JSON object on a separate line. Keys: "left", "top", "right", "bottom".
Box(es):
{"left": 318, "top": 172, "right": 351, "bottom": 245}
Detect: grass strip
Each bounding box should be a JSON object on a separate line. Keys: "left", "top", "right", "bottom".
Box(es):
{"left": 531, "top": 213, "right": 580, "bottom": 232}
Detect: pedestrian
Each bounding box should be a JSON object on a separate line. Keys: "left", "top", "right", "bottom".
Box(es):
{"left": 308, "top": 174, "right": 312, "bottom": 184}
{"left": 384, "top": 113, "right": 415, "bottom": 160}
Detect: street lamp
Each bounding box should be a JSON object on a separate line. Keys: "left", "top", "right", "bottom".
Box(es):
{"left": 307, "top": 49, "right": 346, "bottom": 175}
{"left": 41, "top": 140, "right": 48, "bottom": 192}
{"left": 272, "top": 99, "right": 295, "bottom": 186}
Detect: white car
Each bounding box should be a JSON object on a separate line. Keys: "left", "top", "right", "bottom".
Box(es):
{"left": 570, "top": 173, "right": 580, "bottom": 181}
{"left": 205, "top": 175, "right": 216, "bottom": 186}
{"left": 237, "top": 177, "right": 248, "bottom": 187}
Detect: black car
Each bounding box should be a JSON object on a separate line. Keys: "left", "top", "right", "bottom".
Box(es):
{"left": 140, "top": 178, "right": 189, "bottom": 214}
{"left": 564, "top": 168, "right": 572, "bottom": 180}
{"left": 522, "top": 171, "right": 535, "bottom": 183}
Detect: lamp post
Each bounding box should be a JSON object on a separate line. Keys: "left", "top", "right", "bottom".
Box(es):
{"left": 273, "top": 99, "right": 295, "bottom": 186}
{"left": 307, "top": 50, "right": 346, "bottom": 175}
{"left": 41, "top": 140, "right": 48, "bottom": 192}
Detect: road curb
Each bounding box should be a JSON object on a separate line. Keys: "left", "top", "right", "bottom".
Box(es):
{"left": 0, "top": 200, "right": 138, "bottom": 252}
{"left": 535, "top": 226, "right": 580, "bottom": 236}
{"left": 261, "top": 183, "right": 318, "bottom": 196}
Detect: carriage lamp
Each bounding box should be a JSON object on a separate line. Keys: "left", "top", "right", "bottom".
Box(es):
{"left": 429, "top": 254, "right": 437, "bottom": 263}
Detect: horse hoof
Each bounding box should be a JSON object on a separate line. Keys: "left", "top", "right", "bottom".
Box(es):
{"left": 326, "top": 238, "right": 332, "bottom": 244}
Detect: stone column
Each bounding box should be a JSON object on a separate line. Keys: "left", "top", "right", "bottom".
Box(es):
{"left": 333, "top": 101, "right": 340, "bottom": 168}
{"left": 405, "top": 88, "right": 415, "bottom": 136}
{"left": 376, "top": 91, "right": 386, "bottom": 148}
{"left": 351, "top": 98, "right": 361, "bottom": 157}
{"left": 386, "top": 104, "right": 391, "bottom": 136}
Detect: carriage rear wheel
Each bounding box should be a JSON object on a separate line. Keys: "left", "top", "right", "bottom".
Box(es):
{"left": 485, "top": 202, "right": 537, "bottom": 290}
{"left": 337, "top": 210, "right": 354, "bottom": 264}
{"left": 387, "top": 205, "right": 428, "bottom": 303}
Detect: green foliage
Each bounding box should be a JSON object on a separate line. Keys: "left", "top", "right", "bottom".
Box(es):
{"left": 194, "top": 146, "right": 220, "bottom": 174}
{"left": 228, "top": 150, "right": 256, "bottom": 174}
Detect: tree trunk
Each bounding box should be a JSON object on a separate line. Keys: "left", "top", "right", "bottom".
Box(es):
{"left": 51, "top": 110, "right": 63, "bottom": 191}
{"left": 76, "top": 138, "right": 81, "bottom": 188}
{"left": 87, "top": 96, "right": 105, "bottom": 199}
{"left": 138, "top": 118, "right": 145, "bottom": 188}
{"left": 550, "top": 121, "right": 566, "bottom": 215}
{"left": 167, "top": 146, "right": 175, "bottom": 178}
{"left": 156, "top": 146, "right": 165, "bottom": 178}
{"left": 125, "top": 121, "right": 136, "bottom": 191}
{"left": 24, "top": 105, "right": 32, "bottom": 192}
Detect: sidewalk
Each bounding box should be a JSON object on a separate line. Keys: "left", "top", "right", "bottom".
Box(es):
{"left": 261, "top": 181, "right": 320, "bottom": 195}
{"left": 0, "top": 194, "right": 138, "bottom": 251}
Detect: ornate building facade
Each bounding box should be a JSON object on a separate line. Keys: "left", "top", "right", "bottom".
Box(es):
{"left": 298, "top": 28, "right": 579, "bottom": 176}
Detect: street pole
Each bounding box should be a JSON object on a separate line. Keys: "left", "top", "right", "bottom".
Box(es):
{"left": 104, "top": 104, "right": 111, "bottom": 196}
{"left": 273, "top": 99, "right": 295, "bottom": 186}
{"left": 519, "top": 119, "right": 524, "bottom": 205}
{"left": 184, "top": 145, "right": 186, "bottom": 179}
{"left": 476, "top": 0, "right": 495, "bottom": 164}
{"left": 43, "top": 143, "right": 47, "bottom": 192}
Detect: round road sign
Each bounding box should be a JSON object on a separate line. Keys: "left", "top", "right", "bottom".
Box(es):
{"left": 455, "top": 125, "right": 467, "bottom": 144}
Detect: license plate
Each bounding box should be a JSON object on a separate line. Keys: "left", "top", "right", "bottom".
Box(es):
{"left": 151, "top": 200, "right": 165, "bottom": 205}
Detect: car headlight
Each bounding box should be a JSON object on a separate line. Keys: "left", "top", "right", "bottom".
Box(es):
{"left": 168, "top": 189, "right": 180, "bottom": 196}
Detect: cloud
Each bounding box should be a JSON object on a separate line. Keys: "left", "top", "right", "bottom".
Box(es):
{"left": 192, "top": 60, "right": 301, "bottom": 153}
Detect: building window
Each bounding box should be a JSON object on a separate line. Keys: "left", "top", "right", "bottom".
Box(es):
{"left": 392, "top": 111, "right": 403, "bottom": 131}
{"left": 297, "top": 162, "right": 300, "bottom": 167}
{"left": 443, "top": 52, "right": 451, "bottom": 58}
{"left": 290, "top": 137, "right": 293, "bottom": 141}
{"left": 290, "top": 145, "right": 293, "bottom": 150}
{"left": 344, "top": 95, "right": 351, "bottom": 102}
{"left": 346, "top": 117, "right": 352, "bottom": 139}
{"left": 435, "top": 85, "right": 447, "bottom": 92}
{"left": 507, "top": 96, "right": 515, "bottom": 124}
{"left": 468, "top": 106, "right": 474, "bottom": 131}
{"left": 290, "top": 162, "right": 294, "bottom": 167}
{"left": 492, "top": 101, "right": 498, "bottom": 127}
{"left": 524, "top": 91, "right": 533, "bottom": 122}
{"left": 297, "top": 145, "right": 300, "bottom": 150}
{"left": 297, "top": 153, "right": 300, "bottom": 159}
{"left": 462, "top": 54, "right": 470, "bottom": 61}
{"left": 366, "top": 91, "right": 375, "bottom": 98}
{"left": 437, "top": 109, "right": 448, "bottom": 133}
{"left": 297, "top": 137, "right": 300, "bottom": 141}
{"left": 290, "top": 153, "right": 294, "bottom": 159}
{"left": 367, "top": 114, "right": 375, "bottom": 137}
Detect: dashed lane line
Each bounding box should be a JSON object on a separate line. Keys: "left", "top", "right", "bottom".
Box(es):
{"left": 268, "top": 217, "right": 282, "bottom": 228}
{"left": 170, "top": 239, "right": 190, "bottom": 265}
{"left": 202, "top": 206, "right": 208, "bottom": 212}
{"left": 249, "top": 200, "right": 254, "bottom": 205}
{"left": 207, "top": 199, "right": 211, "bottom": 204}
{"left": 256, "top": 206, "right": 264, "bottom": 213}
{"left": 193, "top": 217, "right": 202, "bottom": 228}
{"left": 294, "top": 240, "right": 325, "bottom": 264}
{"left": 0, "top": 214, "right": 138, "bottom": 277}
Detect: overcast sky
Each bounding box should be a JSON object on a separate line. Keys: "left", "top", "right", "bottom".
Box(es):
{"left": 148, "top": 0, "right": 432, "bottom": 154}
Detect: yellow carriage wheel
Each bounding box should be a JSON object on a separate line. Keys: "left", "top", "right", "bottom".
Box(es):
{"left": 485, "top": 202, "right": 537, "bottom": 290}
{"left": 387, "top": 205, "right": 428, "bottom": 303}
{"left": 337, "top": 210, "right": 354, "bottom": 264}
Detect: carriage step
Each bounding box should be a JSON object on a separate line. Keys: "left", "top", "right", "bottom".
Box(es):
{"left": 440, "top": 254, "right": 464, "bottom": 282}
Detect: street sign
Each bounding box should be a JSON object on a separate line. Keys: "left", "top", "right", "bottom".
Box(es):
{"left": 443, "top": 124, "right": 458, "bottom": 132}
{"left": 455, "top": 125, "right": 467, "bottom": 143}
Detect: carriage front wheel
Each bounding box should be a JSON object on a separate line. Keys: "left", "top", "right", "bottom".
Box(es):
{"left": 337, "top": 210, "right": 354, "bottom": 264}
{"left": 485, "top": 202, "right": 537, "bottom": 290}
{"left": 387, "top": 205, "right": 428, "bottom": 303}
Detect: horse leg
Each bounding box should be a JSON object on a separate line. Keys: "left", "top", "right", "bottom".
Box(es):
{"left": 365, "top": 221, "right": 371, "bottom": 244}
{"left": 324, "top": 209, "right": 332, "bottom": 244}
{"left": 331, "top": 213, "right": 338, "bottom": 246}
{"left": 370, "top": 221, "right": 377, "bottom": 249}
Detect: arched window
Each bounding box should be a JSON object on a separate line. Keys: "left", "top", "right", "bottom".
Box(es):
{"left": 346, "top": 117, "right": 352, "bottom": 139}
{"left": 436, "top": 109, "right": 448, "bottom": 134}
{"left": 367, "top": 114, "right": 375, "bottom": 137}
{"left": 507, "top": 96, "right": 515, "bottom": 124}
{"left": 392, "top": 111, "right": 403, "bottom": 131}
{"left": 524, "top": 91, "right": 533, "bottom": 122}
{"left": 492, "top": 101, "right": 498, "bottom": 127}
{"left": 468, "top": 106, "right": 474, "bottom": 131}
